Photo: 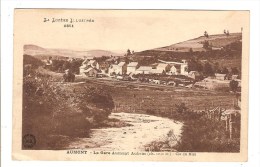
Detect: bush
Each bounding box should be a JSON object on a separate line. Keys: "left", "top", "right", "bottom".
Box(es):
{"left": 175, "top": 103, "right": 188, "bottom": 114}
{"left": 230, "top": 80, "right": 239, "bottom": 92}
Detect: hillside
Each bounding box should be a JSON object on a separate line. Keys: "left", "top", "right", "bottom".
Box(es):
{"left": 24, "top": 44, "right": 123, "bottom": 59}
{"left": 154, "top": 33, "right": 242, "bottom": 52}
{"left": 132, "top": 32, "right": 242, "bottom": 69}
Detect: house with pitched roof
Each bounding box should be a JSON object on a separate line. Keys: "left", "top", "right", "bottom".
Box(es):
{"left": 127, "top": 62, "right": 139, "bottom": 74}
{"left": 135, "top": 66, "right": 152, "bottom": 74}
{"left": 82, "top": 67, "right": 99, "bottom": 77}
{"left": 79, "top": 58, "right": 100, "bottom": 75}
{"left": 158, "top": 59, "right": 188, "bottom": 75}
{"left": 169, "top": 64, "right": 181, "bottom": 75}
{"left": 108, "top": 62, "right": 127, "bottom": 75}
{"left": 153, "top": 63, "right": 170, "bottom": 74}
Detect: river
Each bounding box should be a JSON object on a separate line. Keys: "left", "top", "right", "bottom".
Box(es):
{"left": 68, "top": 112, "right": 183, "bottom": 151}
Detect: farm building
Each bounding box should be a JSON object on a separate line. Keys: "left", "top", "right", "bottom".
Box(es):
{"left": 127, "top": 62, "right": 139, "bottom": 74}
{"left": 135, "top": 66, "right": 152, "bottom": 74}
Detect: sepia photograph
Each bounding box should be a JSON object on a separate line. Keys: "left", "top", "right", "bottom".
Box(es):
{"left": 12, "top": 9, "right": 249, "bottom": 161}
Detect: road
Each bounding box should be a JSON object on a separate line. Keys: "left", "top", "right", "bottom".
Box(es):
{"left": 67, "top": 112, "right": 183, "bottom": 151}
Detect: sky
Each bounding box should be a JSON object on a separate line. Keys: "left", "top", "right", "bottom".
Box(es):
{"left": 15, "top": 10, "right": 249, "bottom": 53}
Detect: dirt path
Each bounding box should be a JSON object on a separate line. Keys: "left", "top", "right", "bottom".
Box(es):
{"left": 67, "top": 112, "right": 183, "bottom": 151}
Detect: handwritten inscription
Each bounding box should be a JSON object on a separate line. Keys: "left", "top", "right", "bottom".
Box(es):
{"left": 43, "top": 17, "right": 94, "bottom": 28}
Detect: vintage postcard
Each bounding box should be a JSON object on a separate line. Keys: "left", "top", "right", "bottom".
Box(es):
{"left": 13, "top": 9, "right": 249, "bottom": 161}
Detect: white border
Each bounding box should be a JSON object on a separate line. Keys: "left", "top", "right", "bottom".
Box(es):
{"left": 1, "top": 0, "right": 260, "bottom": 167}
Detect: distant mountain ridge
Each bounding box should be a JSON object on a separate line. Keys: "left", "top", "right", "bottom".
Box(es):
{"left": 24, "top": 45, "right": 124, "bottom": 59}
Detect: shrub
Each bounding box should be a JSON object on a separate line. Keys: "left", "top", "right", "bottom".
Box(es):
{"left": 230, "top": 80, "right": 239, "bottom": 92}
{"left": 175, "top": 103, "right": 188, "bottom": 114}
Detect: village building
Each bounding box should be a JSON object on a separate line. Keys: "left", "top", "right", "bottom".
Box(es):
{"left": 81, "top": 67, "right": 99, "bottom": 77}
{"left": 151, "top": 63, "right": 170, "bottom": 74}
{"left": 180, "top": 64, "right": 189, "bottom": 76}
{"left": 188, "top": 71, "right": 201, "bottom": 80}
{"left": 108, "top": 64, "right": 118, "bottom": 76}
{"left": 98, "top": 62, "right": 110, "bottom": 74}
{"left": 135, "top": 66, "right": 152, "bottom": 74}
{"left": 79, "top": 58, "right": 100, "bottom": 75}
{"left": 157, "top": 63, "right": 169, "bottom": 72}
{"left": 108, "top": 62, "right": 127, "bottom": 75}
{"left": 215, "top": 73, "right": 227, "bottom": 80}
{"left": 168, "top": 64, "right": 181, "bottom": 75}
{"left": 158, "top": 59, "right": 188, "bottom": 75}
{"left": 117, "top": 62, "right": 127, "bottom": 75}
{"left": 127, "top": 62, "right": 139, "bottom": 74}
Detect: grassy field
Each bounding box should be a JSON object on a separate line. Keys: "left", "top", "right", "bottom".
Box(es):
{"left": 99, "top": 81, "right": 237, "bottom": 114}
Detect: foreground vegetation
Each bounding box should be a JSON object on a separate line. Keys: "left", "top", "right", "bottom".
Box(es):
{"left": 23, "top": 55, "right": 115, "bottom": 149}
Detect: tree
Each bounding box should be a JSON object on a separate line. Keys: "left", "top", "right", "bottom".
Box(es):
{"left": 231, "top": 67, "right": 239, "bottom": 75}
{"left": 214, "top": 62, "right": 220, "bottom": 72}
{"left": 187, "top": 58, "right": 198, "bottom": 72}
{"left": 175, "top": 103, "right": 188, "bottom": 114}
{"left": 124, "top": 57, "right": 130, "bottom": 64}
{"left": 127, "top": 49, "right": 131, "bottom": 56}
{"left": 204, "top": 31, "right": 209, "bottom": 38}
{"left": 70, "top": 59, "right": 83, "bottom": 74}
{"left": 222, "top": 67, "right": 229, "bottom": 74}
{"left": 226, "top": 30, "right": 230, "bottom": 36}
{"left": 203, "top": 62, "right": 214, "bottom": 76}
{"left": 162, "top": 70, "right": 166, "bottom": 75}
{"left": 188, "top": 59, "right": 203, "bottom": 72}
{"left": 62, "top": 61, "right": 70, "bottom": 72}
{"left": 230, "top": 80, "right": 239, "bottom": 92}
